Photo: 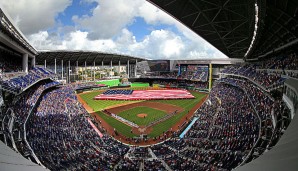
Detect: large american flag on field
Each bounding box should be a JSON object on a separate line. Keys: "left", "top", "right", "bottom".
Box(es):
{"left": 94, "top": 89, "right": 195, "bottom": 100}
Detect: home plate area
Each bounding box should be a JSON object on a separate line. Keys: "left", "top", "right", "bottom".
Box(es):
{"left": 94, "top": 89, "right": 195, "bottom": 100}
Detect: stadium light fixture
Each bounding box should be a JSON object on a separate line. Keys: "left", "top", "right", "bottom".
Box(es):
{"left": 244, "top": 2, "right": 259, "bottom": 57}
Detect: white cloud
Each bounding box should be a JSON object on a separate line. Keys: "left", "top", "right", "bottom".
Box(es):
{"left": 69, "top": 0, "right": 227, "bottom": 58}
{"left": 28, "top": 30, "right": 116, "bottom": 52}
{"left": 73, "top": 0, "right": 143, "bottom": 39}
{"left": 133, "top": 29, "right": 185, "bottom": 59}
{"left": 0, "top": 0, "right": 71, "bottom": 35}
{"left": 1, "top": 0, "right": 228, "bottom": 59}
{"left": 137, "top": 2, "right": 176, "bottom": 25}
{"left": 72, "top": 0, "right": 178, "bottom": 39}
{"left": 116, "top": 28, "right": 137, "bottom": 45}
{"left": 27, "top": 28, "right": 226, "bottom": 60}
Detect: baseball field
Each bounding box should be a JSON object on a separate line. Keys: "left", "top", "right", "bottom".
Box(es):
{"left": 78, "top": 88, "right": 207, "bottom": 141}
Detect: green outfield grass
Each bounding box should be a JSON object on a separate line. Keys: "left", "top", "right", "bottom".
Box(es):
{"left": 96, "top": 79, "right": 120, "bottom": 87}
{"left": 117, "top": 106, "right": 167, "bottom": 126}
{"left": 79, "top": 89, "right": 206, "bottom": 138}
{"left": 131, "top": 82, "right": 150, "bottom": 87}
{"left": 148, "top": 91, "right": 205, "bottom": 137}
{"left": 97, "top": 111, "right": 135, "bottom": 138}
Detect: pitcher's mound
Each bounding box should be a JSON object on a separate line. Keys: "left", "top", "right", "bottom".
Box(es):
{"left": 137, "top": 113, "right": 147, "bottom": 118}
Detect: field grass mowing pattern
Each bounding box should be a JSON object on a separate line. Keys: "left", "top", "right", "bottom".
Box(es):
{"left": 148, "top": 92, "right": 206, "bottom": 138}
{"left": 79, "top": 90, "right": 206, "bottom": 138}
{"left": 97, "top": 111, "right": 135, "bottom": 138}
{"left": 117, "top": 107, "right": 167, "bottom": 126}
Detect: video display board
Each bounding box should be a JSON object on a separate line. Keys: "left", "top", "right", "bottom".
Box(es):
{"left": 148, "top": 60, "right": 170, "bottom": 72}
{"left": 192, "top": 66, "right": 209, "bottom": 82}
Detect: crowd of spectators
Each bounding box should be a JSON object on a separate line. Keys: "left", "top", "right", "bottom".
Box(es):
{"left": 144, "top": 159, "right": 166, "bottom": 171}
{"left": 143, "top": 68, "right": 210, "bottom": 82}
{"left": 221, "top": 64, "right": 285, "bottom": 89}
{"left": 22, "top": 79, "right": 287, "bottom": 170}
{"left": 150, "top": 83, "right": 259, "bottom": 170}
{"left": 0, "top": 77, "right": 290, "bottom": 170}
{"left": 219, "top": 78, "right": 291, "bottom": 151}
{"left": 115, "top": 157, "right": 140, "bottom": 171}
{"left": 26, "top": 85, "right": 129, "bottom": 170}
{"left": 1, "top": 80, "right": 60, "bottom": 158}
{"left": 221, "top": 52, "right": 297, "bottom": 90}
{"left": 259, "top": 52, "right": 297, "bottom": 70}
{"left": 0, "top": 57, "right": 292, "bottom": 170}
{"left": 2, "top": 67, "right": 56, "bottom": 93}
{"left": 150, "top": 77, "right": 289, "bottom": 170}
{"left": 153, "top": 80, "right": 208, "bottom": 89}
{"left": 10, "top": 80, "right": 60, "bottom": 125}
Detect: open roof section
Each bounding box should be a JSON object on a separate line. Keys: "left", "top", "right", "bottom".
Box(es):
{"left": 147, "top": 0, "right": 298, "bottom": 59}
{"left": 36, "top": 50, "right": 147, "bottom": 66}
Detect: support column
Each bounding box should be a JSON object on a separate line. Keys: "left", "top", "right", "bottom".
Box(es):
{"left": 118, "top": 60, "right": 121, "bottom": 74}
{"left": 127, "top": 60, "right": 130, "bottom": 78}
{"left": 31, "top": 56, "right": 35, "bottom": 67}
{"left": 135, "top": 59, "right": 137, "bottom": 77}
{"left": 61, "top": 60, "right": 63, "bottom": 80}
{"left": 102, "top": 61, "right": 104, "bottom": 67}
{"left": 68, "top": 60, "right": 71, "bottom": 83}
{"left": 44, "top": 59, "right": 47, "bottom": 69}
{"left": 85, "top": 61, "right": 87, "bottom": 82}
{"left": 110, "top": 60, "right": 113, "bottom": 77}
{"left": 54, "top": 58, "right": 57, "bottom": 74}
{"left": 209, "top": 63, "right": 212, "bottom": 91}
{"left": 76, "top": 61, "right": 78, "bottom": 74}
{"left": 22, "top": 54, "right": 28, "bottom": 73}
{"left": 93, "top": 61, "right": 96, "bottom": 81}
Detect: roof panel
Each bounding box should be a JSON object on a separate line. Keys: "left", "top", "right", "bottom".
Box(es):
{"left": 148, "top": 0, "right": 298, "bottom": 59}
{"left": 36, "top": 51, "right": 146, "bottom": 66}
{"left": 148, "top": 0, "right": 255, "bottom": 58}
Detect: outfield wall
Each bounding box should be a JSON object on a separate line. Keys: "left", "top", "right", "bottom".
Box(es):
{"left": 131, "top": 82, "right": 149, "bottom": 87}
{"left": 129, "top": 78, "right": 210, "bottom": 91}
{"left": 96, "top": 79, "right": 120, "bottom": 87}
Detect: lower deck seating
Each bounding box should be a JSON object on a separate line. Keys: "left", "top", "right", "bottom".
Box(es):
{"left": 0, "top": 76, "right": 291, "bottom": 170}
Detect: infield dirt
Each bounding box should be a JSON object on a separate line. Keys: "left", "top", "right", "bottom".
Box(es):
{"left": 106, "top": 101, "right": 183, "bottom": 114}
{"left": 137, "top": 113, "right": 148, "bottom": 118}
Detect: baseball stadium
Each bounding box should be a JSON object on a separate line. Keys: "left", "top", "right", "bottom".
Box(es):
{"left": 0, "top": 0, "right": 298, "bottom": 171}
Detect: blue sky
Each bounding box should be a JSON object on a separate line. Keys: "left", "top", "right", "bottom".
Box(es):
{"left": 0, "top": 0, "right": 227, "bottom": 59}
{"left": 56, "top": 0, "right": 98, "bottom": 26}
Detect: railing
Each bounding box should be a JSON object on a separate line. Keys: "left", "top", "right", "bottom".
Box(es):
{"left": 2, "top": 115, "right": 7, "bottom": 145}
{"left": 7, "top": 108, "right": 18, "bottom": 152}
{"left": 218, "top": 81, "right": 262, "bottom": 169}
{"left": 22, "top": 83, "right": 60, "bottom": 168}
{"left": 1, "top": 77, "right": 52, "bottom": 95}
{"left": 220, "top": 73, "right": 276, "bottom": 101}
{"left": 1, "top": 72, "right": 26, "bottom": 81}
{"left": 220, "top": 73, "right": 268, "bottom": 91}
